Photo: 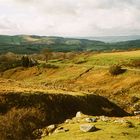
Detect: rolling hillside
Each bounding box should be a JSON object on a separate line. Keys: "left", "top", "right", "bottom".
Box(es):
{"left": 81, "top": 35, "right": 140, "bottom": 42}
{"left": 0, "top": 35, "right": 140, "bottom": 54}
{"left": 0, "top": 50, "right": 140, "bottom": 140}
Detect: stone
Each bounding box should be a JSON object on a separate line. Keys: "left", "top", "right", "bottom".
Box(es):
{"left": 47, "top": 124, "right": 56, "bottom": 133}
{"left": 114, "top": 119, "right": 126, "bottom": 123}
{"left": 114, "top": 119, "right": 134, "bottom": 128}
{"left": 41, "top": 129, "right": 49, "bottom": 137}
{"left": 134, "top": 111, "right": 140, "bottom": 115}
{"left": 76, "top": 111, "right": 84, "bottom": 118}
{"left": 99, "top": 116, "right": 110, "bottom": 122}
{"left": 41, "top": 124, "right": 56, "bottom": 137}
{"left": 54, "top": 127, "right": 69, "bottom": 133}
{"left": 85, "top": 118, "right": 97, "bottom": 123}
{"left": 80, "top": 124, "right": 96, "bottom": 132}
{"left": 65, "top": 119, "right": 71, "bottom": 124}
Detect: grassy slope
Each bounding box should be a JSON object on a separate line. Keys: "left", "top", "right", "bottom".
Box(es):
{"left": 0, "top": 50, "right": 140, "bottom": 113}
{"left": 0, "top": 50, "right": 140, "bottom": 140}
{"left": 42, "top": 117, "right": 140, "bottom": 140}
{"left": 66, "top": 50, "right": 140, "bottom": 66}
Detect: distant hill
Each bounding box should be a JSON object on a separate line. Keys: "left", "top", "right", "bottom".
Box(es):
{"left": 82, "top": 35, "right": 140, "bottom": 42}
{"left": 0, "top": 35, "right": 140, "bottom": 54}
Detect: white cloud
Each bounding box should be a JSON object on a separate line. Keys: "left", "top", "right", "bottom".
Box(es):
{"left": 0, "top": 0, "right": 140, "bottom": 36}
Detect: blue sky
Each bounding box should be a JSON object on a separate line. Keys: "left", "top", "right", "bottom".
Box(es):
{"left": 0, "top": 0, "right": 140, "bottom": 36}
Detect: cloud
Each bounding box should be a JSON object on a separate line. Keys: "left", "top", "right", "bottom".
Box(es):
{"left": 0, "top": 16, "right": 20, "bottom": 34}
{"left": 0, "top": 0, "right": 140, "bottom": 36}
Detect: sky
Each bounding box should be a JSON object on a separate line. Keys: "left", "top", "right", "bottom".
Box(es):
{"left": 0, "top": 0, "right": 140, "bottom": 37}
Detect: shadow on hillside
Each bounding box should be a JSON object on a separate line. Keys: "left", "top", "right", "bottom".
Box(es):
{"left": 120, "top": 68, "right": 127, "bottom": 74}
{"left": 0, "top": 92, "right": 129, "bottom": 125}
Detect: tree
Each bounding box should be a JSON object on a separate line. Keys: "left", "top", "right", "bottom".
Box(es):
{"left": 21, "top": 55, "right": 30, "bottom": 67}
{"left": 41, "top": 48, "right": 52, "bottom": 62}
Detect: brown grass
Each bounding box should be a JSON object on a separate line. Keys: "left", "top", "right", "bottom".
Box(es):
{"left": 0, "top": 107, "right": 45, "bottom": 140}
{"left": 0, "top": 92, "right": 129, "bottom": 139}
{"left": 0, "top": 64, "right": 140, "bottom": 113}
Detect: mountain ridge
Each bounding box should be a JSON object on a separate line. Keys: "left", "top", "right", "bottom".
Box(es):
{"left": 0, "top": 35, "right": 140, "bottom": 54}
{"left": 79, "top": 35, "right": 140, "bottom": 42}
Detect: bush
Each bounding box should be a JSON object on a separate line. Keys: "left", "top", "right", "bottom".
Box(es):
{"left": 109, "top": 65, "right": 126, "bottom": 75}
{"left": 0, "top": 108, "right": 45, "bottom": 140}
{"left": 21, "top": 56, "right": 30, "bottom": 67}
{"left": 21, "top": 56, "right": 38, "bottom": 68}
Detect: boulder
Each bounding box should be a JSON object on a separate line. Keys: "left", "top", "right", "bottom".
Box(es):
{"left": 85, "top": 118, "right": 97, "bottom": 123}
{"left": 54, "top": 127, "right": 69, "bottom": 133}
{"left": 99, "top": 116, "right": 110, "bottom": 122}
{"left": 76, "top": 111, "right": 84, "bottom": 118}
{"left": 41, "top": 124, "right": 56, "bottom": 137}
{"left": 41, "top": 130, "right": 48, "bottom": 137}
{"left": 134, "top": 111, "right": 140, "bottom": 115}
{"left": 65, "top": 119, "right": 71, "bottom": 124}
{"left": 47, "top": 124, "right": 56, "bottom": 133}
{"left": 80, "top": 124, "right": 96, "bottom": 132}
{"left": 114, "top": 119, "right": 126, "bottom": 123}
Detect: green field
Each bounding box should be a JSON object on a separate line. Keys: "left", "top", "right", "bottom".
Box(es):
{"left": 48, "top": 50, "right": 140, "bottom": 68}
{"left": 42, "top": 118, "right": 140, "bottom": 140}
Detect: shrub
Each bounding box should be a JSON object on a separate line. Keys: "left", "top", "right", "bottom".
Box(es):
{"left": 109, "top": 65, "right": 126, "bottom": 75}
{"left": 21, "top": 56, "right": 30, "bottom": 67}
{"left": 21, "top": 56, "right": 38, "bottom": 68}
{"left": 0, "top": 108, "right": 45, "bottom": 140}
